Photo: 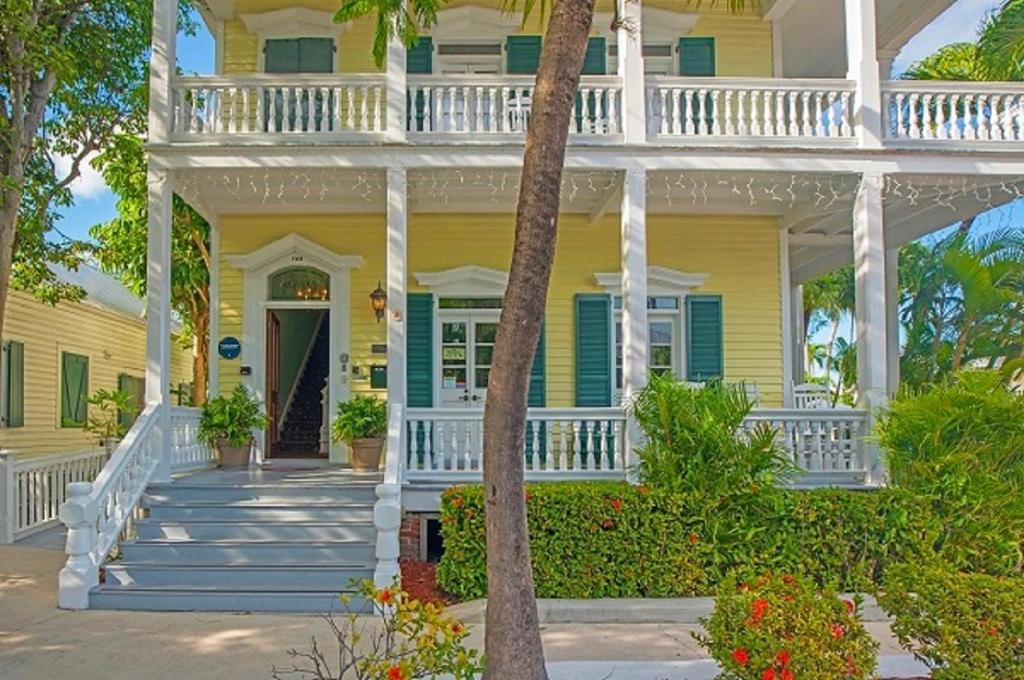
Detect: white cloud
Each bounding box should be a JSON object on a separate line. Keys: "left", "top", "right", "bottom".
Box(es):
{"left": 893, "top": 0, "right": 1001, "bottom": 75}
{"left": 51, "top": 149, "right": 110, "bottom": 201}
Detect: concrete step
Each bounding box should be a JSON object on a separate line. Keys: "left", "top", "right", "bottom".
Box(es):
{"left": 120, "top": 540, "right": 376, "bottom": 565}
{"left": 102, "top": 563, "right": 374, "bottom": 590}
{"left": 89, "top": 587, "right": 371, "bottom": 613}
{"left": 135, "top": 520, "right": 376, "bottom": 542}
{"left": 143, "top": 485, "right": 378, "bottom": 505}
{"left": 146, "top": 503, "right": 374, "bottom": 522}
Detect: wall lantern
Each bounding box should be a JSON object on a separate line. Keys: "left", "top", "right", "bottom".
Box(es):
{"left": 370, "top": 281, "right": 388, "bottom": 323}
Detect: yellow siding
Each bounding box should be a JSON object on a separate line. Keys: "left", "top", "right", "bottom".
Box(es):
{"left": 217, "top": 213, "right": 782, "bottom": 407}
{"left": 1, "top": 290, "right": 193, "bottom": 459}
{"left": 223, "top": 1, "right": 772, "bottom": 77}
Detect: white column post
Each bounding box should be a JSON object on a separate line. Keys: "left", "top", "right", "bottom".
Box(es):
{"left": 779, "top": 231, "right": 795, "bottom": 407}
{"left": 621, "top": 168, "right": 648, "bottom": 470}
{"left": 617, "top": 0, "right": 646, "bottom": 144}
{"left": 791, "top": 284, "right": 806, "bottom": 386}
{"left": 0, "top": 451, "right": 14, "bottom": 544}
{"left": 147, "top": 0, "right": 177, "bottom": 144}
{"left": 207, "top": 219, "right": 220, "bottom": 401}
{"left": 885, "top": 244, "right": 900, "bottom": 395}
{"left": 853, "top": 172, "right": 889, "bottom": 484}
{"left": 845, "top": 0, "right": 883, "bottom": 148}
{"left": 146, "top": 165, "right": 174, "bottom": 483}
{"left": 386, "top": 10, "right": 408, "bottom": 143}
{"left": 387, "top": 167, "right": 408, "bottom": 408}
{"left": 58, "top": 482, "right": 99, "bottom": 609}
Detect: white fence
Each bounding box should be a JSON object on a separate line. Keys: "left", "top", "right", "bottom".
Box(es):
{"left": 742, "top": 408, "right": 868, "bottom": 475}
{"left": 171, "top": 75, "right": 388, "bottom": 139}
{"left": 406, "top": 75, "right": 623, "bottom": 138}
{"left": 0, "top": 449, "right": 107, "bottom": 543}
{"left": 646, "top": 77, "right": 857, "bottom": 142}
{"left": 884, "top": 81, "right": 1024, "bottom": 143}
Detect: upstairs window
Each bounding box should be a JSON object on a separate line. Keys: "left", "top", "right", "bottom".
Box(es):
{"left": 264, "top": 37, "right": 334, "bottom": 74}
{"left": 679, "top": 36, "right": 716, "bottom": 77}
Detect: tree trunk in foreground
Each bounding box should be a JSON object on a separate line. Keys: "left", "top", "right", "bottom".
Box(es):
{"left": 192, "top": 305, "right": 210, "bottom": 406}
{"left": 481, "top": 0, "right": 594, "bottom": 677}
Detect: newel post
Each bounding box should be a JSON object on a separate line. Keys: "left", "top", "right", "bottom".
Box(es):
{"left": 373, "top": 483, "right": 402, "bottom": 589}
{"left": 58, "top": 482, "right": 99, "bottom": 609}
{"left": 0, "top": 451, "right": 15, "bottom": 544}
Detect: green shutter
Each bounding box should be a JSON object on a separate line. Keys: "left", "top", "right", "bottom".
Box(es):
{"left": 298, "top": 38, "right": 334, "bottom": 73}
{"left": 687, "top": 295, "right": 724, "bottom": 381}
{"left": 407, "top": 36, "right": 433, "bottom": 74}
{"left": 407, "top": 293, "right": 434, "bottom": 408}
{"left": 528, "top": 322, "right": 546, "bottom": 407}
{"left": 581, "top": 37, "right": 607, "bottom": 75}
{"left": 265, "top": 39, "right": 301, "bottom": 73}
{"left": 575, "top": 294, "right": 612, "bottom": 407}
{"left": 4, "top": 341, "right": 24, "bottom": 428}
{"left": 506, "top": 36, "right": 542, "bottom": 74}
{"left": 679, "top": 37, "right": 716, "bottom": 77}
{"left": 61, "top": 352, "right": 89, "bottom": 427}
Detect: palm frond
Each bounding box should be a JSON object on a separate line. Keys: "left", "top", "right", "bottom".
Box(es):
{"left": 977, "top": 0, "right": 1024, "bottom": 80}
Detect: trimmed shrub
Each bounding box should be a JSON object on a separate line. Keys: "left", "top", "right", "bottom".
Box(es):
{"left": 697, "top": 573, "right": 878, "bottom": 680}
{"left": 878, "top": 371, "right": 1024, "bottom": 574}
{"left": 437, "top": 482, "right": 940, "bottom": 600}
{"left": 878, "top": 565, "right": 1024, "bottom": 680}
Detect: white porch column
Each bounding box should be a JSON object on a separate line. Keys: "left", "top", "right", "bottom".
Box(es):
{"left": 207, "top": 218, "right": 220, "bottom": 401}
{"left": 387, "top": 167, "right": 408, "bottom": 408}
{"left": 616, "top": 0, "right": 646, "bottom": 144}
{"left": 853, "top": 172, "right": 888, "bottom": 484}
{"left": 386, "top": 12, "right": 408, "bottom": 143}
{"left": 145, "top": 166, "right": 174, "bottom": 482}
{"left": 845, "top": 0, "right": 883, "bottom": 148}
{"left": 779, "top": 231, "right": 795, "bottom": 407}
{"left": 791, "top": 283, "right": 806, "bottom": 386}
{"left": 147, "top": 0, "right": 177, "bottom": 144}
{"left": 885, "top": 245, "right": 900, "bottom": 395}
{"left": 620, "top": 169, "right": 648, "bottom": 469}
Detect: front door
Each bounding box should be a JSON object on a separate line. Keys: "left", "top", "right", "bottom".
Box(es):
{"left": 265, "top": 310, "right": 281, "bottom": 455}
{"left": 438, "top": 313, "right": 499, "bottom": 408}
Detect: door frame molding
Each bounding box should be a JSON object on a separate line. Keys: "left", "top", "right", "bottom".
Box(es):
{"left": 228, "top": 234, "right": 362, "bottom": 463}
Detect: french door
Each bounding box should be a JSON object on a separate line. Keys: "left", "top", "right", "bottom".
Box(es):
{"left": 438, "top": 312, "right": 499, "bottom": 408}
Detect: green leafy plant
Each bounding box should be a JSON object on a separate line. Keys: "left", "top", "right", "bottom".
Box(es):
{"left": 272, "top": 579, "right": 484, "bottom": 680}
{"left": 697, "top": 572, "right": 878, "bottom": 680}
{"left": 84, "top": 388, "right": 137, "bottom": 442}
{"left": 437, "top": 482, "right": 939, "bottom": 600}
{"left": 878, "top": 565, "right": 1024, "bottom": 680}
{"left": 628, "top": 374, "right": 795, "bottom": 496}
{"left": 332, "top": 395, "right": 387, "bottom": 443}
{"left": 198, "top": 384, "right": 268, "bottom": 448}
{"left": 877, "top": 370, "right": 1024, "bottom": 574}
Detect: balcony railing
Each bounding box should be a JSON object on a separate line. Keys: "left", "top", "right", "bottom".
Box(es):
{"left": 406, "top": 75, "right": 623, "bottom": 139}
{"left": 646, "top": 77, "right": 857, "bottom": 143}
{"left": 883, "top": 81, "right": 1024, "bottom": 143}
{"left": 171, "top": 75, "right": 387, "bottom": 140}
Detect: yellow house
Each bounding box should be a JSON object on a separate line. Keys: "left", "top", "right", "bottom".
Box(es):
{"left": 53, "top": 0, "right": 1024, "bottom": 611}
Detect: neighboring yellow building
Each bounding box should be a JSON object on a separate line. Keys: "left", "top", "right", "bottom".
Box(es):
{"left": 0, "top": 263, "right": 193, "bottom": 459}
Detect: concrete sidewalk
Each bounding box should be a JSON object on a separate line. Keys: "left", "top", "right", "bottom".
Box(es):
{"left": 0, "top": 545, "right": 913, "bottom": 680}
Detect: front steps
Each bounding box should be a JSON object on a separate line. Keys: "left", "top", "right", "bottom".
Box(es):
{"left": 89, "top": 468, "right": 381, "bottom": 613}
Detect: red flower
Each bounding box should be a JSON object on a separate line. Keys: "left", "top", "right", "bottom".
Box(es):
{"left": 637, "top": 485, "right": 650, "bottom": 494}
{"left": 732, "top": 649, "right": 750, "bottom": 666}
{"left": 375, "top": 589, "right": 396, "bottom": 605}
{"left": 610, "top": 498, "right": 624, "bottom": 511}
{"left": 688, "top": 532, "right": 699, "bottom": 546}
{"left": 451, "top": 622, "right": 464, "bottom": 635}
{"left": 843, "top": 599, "right": 855, "bottom": 615}
{"left": 387, "top": 667, "right": 406, "bottom": 680}
{"left": 601, "top": 518, "right": 615, "bottom": 529}
{"left": 451, "top": 497, "right": 464, "bottom": 509}
{"left": 780, "top": 669, "right": 794, "bottom": 680}
{"left": 782, "top": 574, "right": 796, "bottom": 586}
{"left": 776, "top": 650, "right": 791, "bottom": 667}
{"left": 751, "top": 598, "right": 770, "bottom": 622}
{"left": 762, "top": 668, "right": 777, "bottom": 680}
{"left": 830, "top": 623, "right": 845, "bottom": 639}
{"left": 464, "top": 509, "right": 476, "bottom": 519}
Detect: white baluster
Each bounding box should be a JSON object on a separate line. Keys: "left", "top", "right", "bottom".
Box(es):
{"left": 949, "top": 94, "right": 962, "bottom": 140}
{"left": 698, "top": 89, "right": 709, "bottom": 135}
{"left": 710, "top": 89, "right": 721, "bottom": 135}
{"left": 763, "top": 91, "right": 775, "bottom": 135}
{"left": 724, "top": 90, "right": 735, "bottom": 135}
{"left": 936, "top": 94, "right": 948, "bottom": 140}
{"left": 978, "top": 94, "right": 991, "bottom": 140}
{"left": 750, "top": 91, "right": 762, "bottom": 136}
{"left": 839, "top": 92, "right": 852, "bottom": 137}
{"left": 737, "top": 90, "right": 749, "bottom": 136}
{"left": 801, "top": 91, "right": 813, "bottom": 136}
{"left": 787, "top": 91, "right": 799, "bottom": 136}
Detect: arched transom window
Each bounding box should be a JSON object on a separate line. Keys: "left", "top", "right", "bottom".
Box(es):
{"left": 268, "top": 266, "right": 330, "bottom": 301}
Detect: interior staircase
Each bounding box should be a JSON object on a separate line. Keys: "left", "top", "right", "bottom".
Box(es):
{"left": 276, "top": 319, "right": 329, "bottom": 457}
{"left": 89, "top": 467, "right": 380, "bottom": 612}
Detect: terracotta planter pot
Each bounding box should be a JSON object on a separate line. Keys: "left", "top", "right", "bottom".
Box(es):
{"left": 350, "top": 437, "right": 384, "bottom": 471}
{"left": 218, "top": 440, "right": 252, "bottom": 468}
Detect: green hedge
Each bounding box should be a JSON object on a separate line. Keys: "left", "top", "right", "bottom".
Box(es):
{"left": 437, "top": 482, "right": 941, "bottom": 600}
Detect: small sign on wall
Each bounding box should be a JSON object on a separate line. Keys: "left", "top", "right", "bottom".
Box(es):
{"left": 370, "top": 365, "right": 388, "bottom": 389}
{"left": 218, "top": 336, "right": 242, "bottom": 360}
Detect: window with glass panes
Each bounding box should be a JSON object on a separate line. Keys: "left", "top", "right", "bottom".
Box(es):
{"left": 613, "top": 296, "right": 681, "bottom": 392}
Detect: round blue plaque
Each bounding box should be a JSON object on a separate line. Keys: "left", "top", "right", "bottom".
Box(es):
{"left": 218, "top": 336, "right": 242, "bottom": 360}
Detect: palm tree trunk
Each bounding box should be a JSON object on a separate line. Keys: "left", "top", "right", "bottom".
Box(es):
{"left": 481, "top": 0, "right": 594, "bottom": 676}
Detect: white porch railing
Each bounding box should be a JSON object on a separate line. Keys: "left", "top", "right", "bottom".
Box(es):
{"left": 646, "top": 77, "right": 857, "bottom": 142}
{"left": 404, "top": 408, "right": 628, "bottom": 478}
{"left": 373, "top": 403, "right": 404, "bottom": 589}
{"left": 883, "top": 81, "right": 1024, "bottom": 143}
{"left": 406, "top": 75, "right": 623, "bottom": 138}
{"left": 0, "top": 449, "right": 107, "bottom": 544}
{"left": 171, "top": 75, "right": 388, "bottom": 139}
{"left": 742, "top": 408, "right": 868, "bottom": 475}
{"left": 170, "top": 406, "right": 216, "bottom": 472}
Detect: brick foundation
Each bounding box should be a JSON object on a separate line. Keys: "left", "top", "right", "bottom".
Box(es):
{"left": 399, "top": 514, "right": 421, "bottom": 560}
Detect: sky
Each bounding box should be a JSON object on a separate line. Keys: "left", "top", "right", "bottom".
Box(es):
{"left": 54, "top": 0, "right": 1011, "bottom": 243}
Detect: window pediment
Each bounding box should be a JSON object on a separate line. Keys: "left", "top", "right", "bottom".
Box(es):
{"left": 240, "top": 8, "right": 351, "bottom": 39}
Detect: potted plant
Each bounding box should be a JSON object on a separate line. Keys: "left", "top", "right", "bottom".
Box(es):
{"left": 85, "top": 388, "right": 137, "bottom": 456}
{"left": 332, "top": 395, "right": 387, "bottom": 471}
{"left": 199, "top": 384, "right": 269, "bottom": 468}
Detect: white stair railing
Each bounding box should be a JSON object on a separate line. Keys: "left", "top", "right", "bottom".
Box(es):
{"left": 58, "top": 404, "right": 163, "bottom": 608}
{"left": 373, "top": 402, "right": 404, "bottom": 589}
{"left": 170, "top": 406, "right": 216, "bottom": 472}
